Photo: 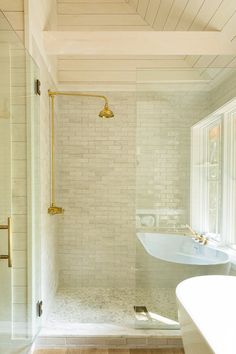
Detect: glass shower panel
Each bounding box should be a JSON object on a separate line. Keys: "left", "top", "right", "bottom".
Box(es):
{"left": 0, "top": 11, "right": 40, "bottom": 352}
{"left": 0, "top": 40, "right": 12, "bottom": 342}
{"left": 52, "top": 90, "right": 136, "bottom": 330}
{"left": 134, "top": 67, "right": 233, "bottom": 330}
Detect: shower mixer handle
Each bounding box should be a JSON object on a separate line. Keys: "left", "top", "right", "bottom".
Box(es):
{"left": 48, "top": 203, "right": 64, "bottom": 215}
{"left": 186, "top": 224, "right": 208, "bottom": 245}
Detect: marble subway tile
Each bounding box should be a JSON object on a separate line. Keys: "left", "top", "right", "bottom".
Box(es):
{"left": 66, "top": 338, "right": 127, "bottom": 346}
{"left": 36, "top": 337, "right": 67, "bottom": 346}
{"left": 126, "top": 338, "right": 147, "bottom": 346}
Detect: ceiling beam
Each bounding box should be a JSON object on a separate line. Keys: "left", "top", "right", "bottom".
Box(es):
{"left": 44, "top": 31, "right": 236, "bottom": 56}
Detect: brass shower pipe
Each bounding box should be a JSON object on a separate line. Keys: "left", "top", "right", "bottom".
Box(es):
{"left": 48, "top": 90, "right": 114, "bottom": 215}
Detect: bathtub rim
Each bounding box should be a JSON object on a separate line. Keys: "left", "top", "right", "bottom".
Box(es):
{"left": 176, "top": 275, "right": 236, "bottom": 354}
{"left": 137, "top": 232, "right": 230, "bottom": 266}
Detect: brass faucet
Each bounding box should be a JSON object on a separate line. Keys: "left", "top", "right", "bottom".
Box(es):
{"left": 186, "top": 224, "right": 208, "bottom": 245}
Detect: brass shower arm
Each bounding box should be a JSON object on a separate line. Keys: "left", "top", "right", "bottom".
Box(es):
{"left": 48, "top": 91, "right": 63, "bottom": 215}
{"left": 48, "top": 90, "right": 109, "bottom": 106}
{"left": 47, "top": 89, "right": 114, "bottom": 215}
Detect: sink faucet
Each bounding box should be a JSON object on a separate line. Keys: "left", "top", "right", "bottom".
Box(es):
{"left": 185, "top": 224, "right": 208, "bottom": 245}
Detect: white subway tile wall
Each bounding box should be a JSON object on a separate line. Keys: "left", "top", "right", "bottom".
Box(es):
{"left": 55, "top": 90, "right": 211, "bottom": 289}
{"left": 56, "top": 93, "right": 136, "bottom": 288}
{"left": 136, "top": 91, "right": 210, "bottom": 230}
{"left": 210, "top": 70, "right": 236, "bottom": 111}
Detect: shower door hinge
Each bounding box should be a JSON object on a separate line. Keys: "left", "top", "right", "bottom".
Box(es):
{"left": 37, "top": 300, "right": 43, "bottom": 317}
{"left": 35, "top": 79, "right": 41, "bottom": 95}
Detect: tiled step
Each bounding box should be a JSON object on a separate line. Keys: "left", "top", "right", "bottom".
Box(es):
{"left": 36, "top": 325, "right": 183, "bottom": 350}
{"left": 34, "top": 349, "right": 184, "bottom": 354}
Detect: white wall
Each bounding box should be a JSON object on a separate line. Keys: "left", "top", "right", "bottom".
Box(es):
{"left": 136, "top": 90, "right": 210, "bottom": 230}
{"left": 0, "top": 1, "right": 33, "bottom": 338}
{"left": 210, "top": 70, "right": 236, "bottom": 110}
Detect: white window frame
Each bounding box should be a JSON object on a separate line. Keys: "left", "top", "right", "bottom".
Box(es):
{"left": 191, "top": 98, "right": 236, "bottom": 246}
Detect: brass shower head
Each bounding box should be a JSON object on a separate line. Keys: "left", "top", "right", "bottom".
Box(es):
{"left": 99, "top": 103, "right": 114, "bottom": 119}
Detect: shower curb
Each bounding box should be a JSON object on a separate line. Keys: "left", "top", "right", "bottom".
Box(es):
{"left": 35, "top": 331, "right": 183, "bottom": 349}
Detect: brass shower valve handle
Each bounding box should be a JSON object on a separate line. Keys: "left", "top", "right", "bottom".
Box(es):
{"left": 48, "top": 204, "right": 64, "bottom": 215}
{"left": 196, "top": 234, "right": 208, "bottom": 245}
{"left": 186, "top": 224, "right": 208, "bottom": 245}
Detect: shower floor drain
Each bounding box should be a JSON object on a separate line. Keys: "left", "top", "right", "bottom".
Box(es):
{"left": 134, "top": 306, "right": 148, "bottom": 314}
{"left": 134, "top": 305, "right": 152, "bottom": 322}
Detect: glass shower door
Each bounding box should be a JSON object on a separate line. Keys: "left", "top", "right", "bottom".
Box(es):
{"left": 135, "top": 70, "right": 184, "bottom": 329}
{"left": 134, "top": 68, "right": 217, "bottom": 330}
{"left": 0, "top": 11, "right": 41, "bottom": 353}
{"left": 0, "top": 42, "right": 12, "bottom": 346}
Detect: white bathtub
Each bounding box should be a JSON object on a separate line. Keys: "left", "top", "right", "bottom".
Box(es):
{"left": 176, "top": 275, "right": 236, "bottom": 354}
{"left": 137, "top": 232, "right": 230, "bottom": 266}
{"left": 136, "top": 233, "right": 231, "bottom": 324}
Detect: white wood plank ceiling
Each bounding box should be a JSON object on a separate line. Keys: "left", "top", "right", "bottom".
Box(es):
{"left": 54, "top": 0, "right": 236, "bottom": 88}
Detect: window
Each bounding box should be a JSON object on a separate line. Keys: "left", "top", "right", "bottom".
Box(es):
{"left": 191, "top": 98, "right": 236, "bottom": 246}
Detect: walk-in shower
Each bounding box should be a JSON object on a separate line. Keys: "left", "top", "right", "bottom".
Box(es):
{"left": 135, "top": 68, "right": 235, "bottom": 329}
{"left": 43, "top": 67, "right": 235, "bottom": 335}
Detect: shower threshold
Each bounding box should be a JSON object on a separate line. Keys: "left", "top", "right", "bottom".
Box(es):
{"left": 37, "top": 322, "right": 182, "bottom": 350}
